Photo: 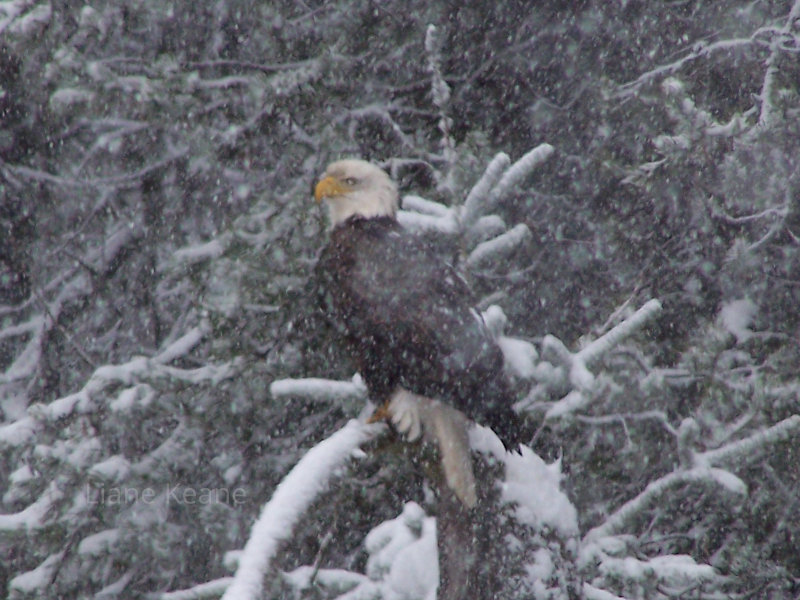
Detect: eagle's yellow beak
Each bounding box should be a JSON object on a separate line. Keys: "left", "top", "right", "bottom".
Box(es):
{"left": 314, "top": 176, "right": 348, "bottom": 203}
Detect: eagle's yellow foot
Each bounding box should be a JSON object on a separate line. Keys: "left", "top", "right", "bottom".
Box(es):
{"left": 366, "top": 402, "right": 392, "bottom": 424}
{"left": 366, "top": 392, "right": 423, "bottom": 441}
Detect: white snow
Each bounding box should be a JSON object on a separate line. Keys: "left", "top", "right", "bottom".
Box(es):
{"left": 365, "top": 509, "right": 420, "bottom": 579}
{"left": 160, "top": 577, "right": 235, "bottom": 600}
{"left": 168, "top": 237, "right": 230, "bottom": 267}
{"left": 661, "top": 77, "right": 685, "bottom": 96}
{"left": 9, "top": 552, "right": 63, "bottom": 596}
{"left": 719, "top": 298, "right": 757, "bottom": 343}
{"left": 653, "top": 133, "right": 691, "bottom": 151}
{"left": 0, "top": 0, "right": 30, "bottom": 26}
{"left": 401, "top": 195, "right": 451, "bottom": 217}
{"left": 465, "top": 223, "right": 531, "bottom": 268}
{"left": 470, "top": 427, "right": 579, "bottom": 537}
{"left": 0, "top": 416, "right": 40, "bottom": 447}
{"left": 481, "top": 304, "right": 508, "bottom": 337}
{"left": 397, "top": 210, "right": 458, "bottom": 234}
{"left": 365, "top": 502, "right": 438, "bottom": 600}
{"left": 4, "top": 2, "right": 51, "bottom": 36}
{"left": 532, "top": 301, "right": 663, "bottom": 415}
{"left": 49, "top": 88, "right": 95, "bottom": 112}
{"left": 583, "top": 466, "right": 752, "bottom": 546}
{"left": 647, "top": 554, "right": 717, "bottom": 584}
{"left": 465, "top": 214, "right": 507, "bottom": 243}
{"left": 223, "top": 550, "right": 242, "bottom": 571}
{"left": 36, "top": 389, "right": 89, "bottom": 421}
{"left": 78, "top": 529, "right": 120, "bottom": 556}
{"left": 0, "top": 329, "right": 43, "bottom": 384}
{"left": 698, "top": 414, "right": 800, "bottom": 468}
{"left": 3, "top": 464, "right": 36, "bottom": 504}
{"left": 0, "top": 315, "right": 43, "bottom": 340}
{"left": 583, "top": 583, "right": 628, "bottom": 600}
{"left": 489, "top": 144, "right": 554, "bottom": 206}
{"left": 596, "top": 553, "right": 717, "bottom": 587}
{"left": 269, "top": 377, "right": 367, "bottom": 403}
{"left": 65, "top": 437, "right": 102, "bottom": 470}
{"left": 526, "top": 547, "right": 554, "bottom": 582}
{"left": 92, "top": 357, "right": 149, "bottom": 386}
{"left": 221, "top": 420, "right": 379, "bottom": 600}
{"left": 462, "top": 152, "right": 511, "bottom": 225}
{"left": 0, "top": 480, "right": 63, "bottom": 532}
{"left": 497, "top": 336, "right": 539, "bottom": 379}
{"left": 503, "top": 450, "right": 579, "bottom": 537}
{"left": 89, "top": 455, "right": 132, "bottom": 483}
{"left": 110, "top": 384, "right": 156, "bottom": 412}
{"left": 706, "top": 468, "right": 748, "bottom": 495}
{"left": 153, "top": 322, "right": 210, "bottom": 364}
{"left": 95, "top": 571, "right": 134, "bottom": 599}
{"left": 545, "top": 390, "right": 589, "bottom": 420}
{"left": 156, "top": 360, "right": 240, "bottom": 386}
{"left": 577, "top": 299, "right": 662, "bottom": 368}
{"left": 223, "top": 464, "right": 242, "bottom": 486}
{"left": 284, "top": 566, "right": 370, "bottom": 595}
{"left": 8, "top": 463, "right": 34, "bottom": 485}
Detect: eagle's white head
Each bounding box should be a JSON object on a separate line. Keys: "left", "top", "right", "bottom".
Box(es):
{"left": 314, "top": 159, "right": 399, "bottom": 226}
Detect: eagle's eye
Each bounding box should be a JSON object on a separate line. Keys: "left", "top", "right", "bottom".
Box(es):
{"left": 344, "top": 177, "right": 358, "bottom": 186}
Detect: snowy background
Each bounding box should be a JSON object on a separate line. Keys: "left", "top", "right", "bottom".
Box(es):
{"left": 1, "top": 1, "right": 800, "bottom": 598}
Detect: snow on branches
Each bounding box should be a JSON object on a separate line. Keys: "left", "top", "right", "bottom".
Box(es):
{"left": 397, "top": 144, "right": 553, "bottom": 284}
{"left": 220, "top": 420, "right": 380, "bottom": 600}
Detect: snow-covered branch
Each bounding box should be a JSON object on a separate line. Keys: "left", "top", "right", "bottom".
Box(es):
{"left": 165, "top": 236, "right": 232, "bottom": 271}
{"left": 0, "top": 221, "right": 145, "bottom": 387}
{"left": 219, "top": 420, "right": 379, "bottom": 600}
{"left": 152, "top": 321, "right": 212, "bottom": 364}
{"left": 0, "top": 480, "right": 64, "bottom": 533}
{"left": 0, "top": 316, "right": 43, "bottom": 340}
{"left": 397, "top": 208, "right": 458, "bottom": 234}
{"left": 160, "top": 578, "right": 235, "bottom": 600}
{"left": 580, "top": 405, "right": 798, "bottom": 582}
{"left": 461, "top": 152, "right": 510, "bottom": 227}
{"left": 460, "top": 145, "right": 552, "bottom": 231}
{"left": 269, "top": 376, "right": 367, "bottom": 404}
{"left": 755, "top": 0, "right": 800, "bottom": 128}
{"left": 578, "top": 299, "right": 663, "bottom": 368}
{"left": 8, "top": 552, "right": 64, "bottom": 598}
{"left": 1, "top": 320, "right": 222, "bottom": 448}
{"left": 465, "top": 223, "right": 531, "bottom": 269}
{"left": 583, "top": 466, "right": 746, "bottom": 544}
{"left": 283, "top": 567, "right": 372, "bottom": 597}
{"left": 616, "top": 37, "right": 756, "bottom": 98}
{"left": 471, "top": 426, "right": 579, "bottom": 538}
{"left": 487, "top": 143, "right": 553, "bottom": 208}
{"left": 425, "top": 24, "right": 456, "bottom": 192}
{"left": 696, "top": 415, "right": 800, "bottom": 468}
{"left": 527, "top": 300, "right": 663, "bottom": 418}
{"left": 582, "top": 551, "right": 720, "bottom": 595}
{"left": 402, "top": 194, "right": 451, "bottom": 217}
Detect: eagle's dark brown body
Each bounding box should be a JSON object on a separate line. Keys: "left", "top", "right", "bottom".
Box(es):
{"left": 317, "top": 215, "right": 524, "bottom": 450}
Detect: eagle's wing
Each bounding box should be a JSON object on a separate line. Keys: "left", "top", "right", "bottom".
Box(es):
{"left": 345, "top": 229, "right": 502, "bottom": 403}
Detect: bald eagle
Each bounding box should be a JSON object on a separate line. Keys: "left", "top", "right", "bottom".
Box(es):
{"left": 314, "top": 159, "right": 524, "bottom": 451}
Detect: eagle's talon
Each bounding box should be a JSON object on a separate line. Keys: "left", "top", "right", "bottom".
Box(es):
{"left": 366, "top": 402, "right": 392, "bottom": 424}
{"left": 389, "top": 390, "right": 423, "bottom": 442}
